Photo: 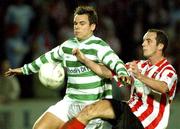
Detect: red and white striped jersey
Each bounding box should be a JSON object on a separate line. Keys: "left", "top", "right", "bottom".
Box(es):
{"left": 126, "top": 59, "right": 177, "bottom": 129}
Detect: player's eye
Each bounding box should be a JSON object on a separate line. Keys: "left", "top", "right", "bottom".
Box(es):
{"left": 73, "top": 22, "right": 77, "bottom": 25}
{"left": 79, "top": 21, "right": 86, "bottom": 25}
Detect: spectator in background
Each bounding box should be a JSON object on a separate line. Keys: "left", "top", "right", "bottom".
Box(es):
{"left": 47, "top": 0, "right": 69, "bottom": 38}
{"left": 5, "top": 0, "right": 34, "bottom": 39}
{"left": 28, "top": 21, "right": 55, "bottom": 59}
{"left": 4, "top": 23, "right": 29, "bottom": 68}
{"left": 100, "top": 16, "right": 122, "bottom": 56}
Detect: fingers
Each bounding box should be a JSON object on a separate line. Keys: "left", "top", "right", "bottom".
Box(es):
{"left": 129, "top": 61, "right": 136, "bottom": 71}
{"left": 4, "top": 68, "right": 13, "bottom": 77}
{"left": 72, "top": 48, "right": 78, "bottom": 55}
{"left": 128, "top": 61, "right": 139, "bottom": 76}
{"left": 4, "top": 68, "right": 22, "bottom": 77}
{"left": 72, "top": 48, "right": 86, "bottom": 63}
{"left": 118, "top": 76, "right": 133, "bottom": 86}
{"left": 72, "top": 48, "right": 82, "bottom": 58}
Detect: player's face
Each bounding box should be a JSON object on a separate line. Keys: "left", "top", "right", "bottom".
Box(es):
{"left": 74, "top": 14, "right": 95, "bottom": 41}
{"left": 142, "top": 32, "right": 159, "bottom": 58}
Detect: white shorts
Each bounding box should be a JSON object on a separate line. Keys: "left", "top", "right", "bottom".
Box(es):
{"left": 46, "top": 96, "right": 112, "bottom": 129}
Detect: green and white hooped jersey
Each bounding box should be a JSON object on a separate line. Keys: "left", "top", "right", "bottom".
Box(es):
{"left": 22, "top": 35, "right": 128, "bottom": 103}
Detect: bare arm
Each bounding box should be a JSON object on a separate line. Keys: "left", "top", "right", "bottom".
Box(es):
{"left": 72, "top": 48, "right": 112, "bottom": 79}
{"left": 129, "top": 61, "right": 169, "bottom": 93}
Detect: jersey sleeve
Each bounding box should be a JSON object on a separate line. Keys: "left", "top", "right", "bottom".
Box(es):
{"left": 97, "top": 42, "right": 128, "bottom": 76}
{"left": 111, "top": 63, "right": 134, "bottom": 87}
{"left": 22, "top": 45, "right": 63, "bottom": 75}
{"left": 159, "top": 68, "right": 177, "bottom": 100}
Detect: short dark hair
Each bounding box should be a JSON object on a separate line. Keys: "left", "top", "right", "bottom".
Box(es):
{"left": 147, "top": 29, "right": 168, "bottom": 54}
{"left": 74, "top": 6, "right": 98, "bottom": 25}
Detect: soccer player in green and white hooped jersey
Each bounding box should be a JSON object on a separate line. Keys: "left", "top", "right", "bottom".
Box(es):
{"left": 22, "top": 35, "right": 127, "bottom": 102}
{"left": 5, "top": 6, "right": 129, "bottom": 129}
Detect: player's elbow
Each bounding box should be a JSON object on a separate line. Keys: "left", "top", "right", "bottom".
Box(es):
{"left": 103, "top": 71, "right": 113, "bottom": 79}
{"left": 160, "top": 83, "right": 169, "bottom": 94}
{"left": 99, "top": 65, "right": 113, "bottom": 79}
{"left": 162, "top": 87, "right": 169, "bottom": 94}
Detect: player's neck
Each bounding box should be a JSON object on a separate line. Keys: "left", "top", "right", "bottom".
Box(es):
{"left": 77, "top": 33, "right": 93, "bottom": 42}
{"left": 148, "top": 55, "right": 165, "bottom": 65}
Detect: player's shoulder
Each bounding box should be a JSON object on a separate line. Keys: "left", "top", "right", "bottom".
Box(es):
{"left": 85, "top": 36, "right": 109, "bottom": 46}
{"left": 61, "top": 37, "right": 76, "bottom": 46}
{"left": 125, "top": 60, "right": 143, "bottom": 65}
{"left": 66, "top": 37, "right": 76, "bottom": 43}
{"left": 162, "top": 59, "right": 177, "bottom": 73}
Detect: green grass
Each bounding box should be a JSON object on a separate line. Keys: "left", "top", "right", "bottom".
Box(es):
{"left": 168, "top": 95, "right": 180, "bottom": 129}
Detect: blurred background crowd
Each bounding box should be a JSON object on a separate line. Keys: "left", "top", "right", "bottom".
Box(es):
{"left": 0, "top": 0, "right": 179, "bottom": 102}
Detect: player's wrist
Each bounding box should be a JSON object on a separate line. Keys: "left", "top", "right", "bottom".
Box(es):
{"left": 21, "top": 67, "right": 26, "bottom": 75}
{"left": 136, "top": 72, "right": 142, "bottom": 80}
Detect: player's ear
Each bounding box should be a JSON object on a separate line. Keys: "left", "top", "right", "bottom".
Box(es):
{"left": 158, "top": 43, "right": 164, "bottom": 51}
{"left": 90, "top": 24, "right": 96, "bottom": 31}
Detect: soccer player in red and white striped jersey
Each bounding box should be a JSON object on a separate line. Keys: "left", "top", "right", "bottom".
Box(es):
{"left": 60, "top": 29, "right": 177, "bottom": 129}
{"left": 127, "top": 59, "right": 177, "bottom": 129}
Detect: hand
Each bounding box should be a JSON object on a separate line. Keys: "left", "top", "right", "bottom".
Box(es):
{"left": 4, "top": 68, "right": 23, "bottom": 77}
{"left": 128, "top": 61, "right": 141, "bottom": 79}
{"left": 72, "top": 48, "right": 87, "bottom": 63}
{"left": 117, "top": 75, "right": 134, "bottom": 86}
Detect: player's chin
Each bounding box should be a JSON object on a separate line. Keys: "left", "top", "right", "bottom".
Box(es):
{"left": 75, "top": 33, "right": 83, "bottom": 38}
{"left": 74, "top": 32, "right": 80, "bottom": 37}
{"left": 143, "top": 52, "right": 149, "bottom": 58}
{"left": 76, "top": 36, "right": 84, "bottom": 41}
